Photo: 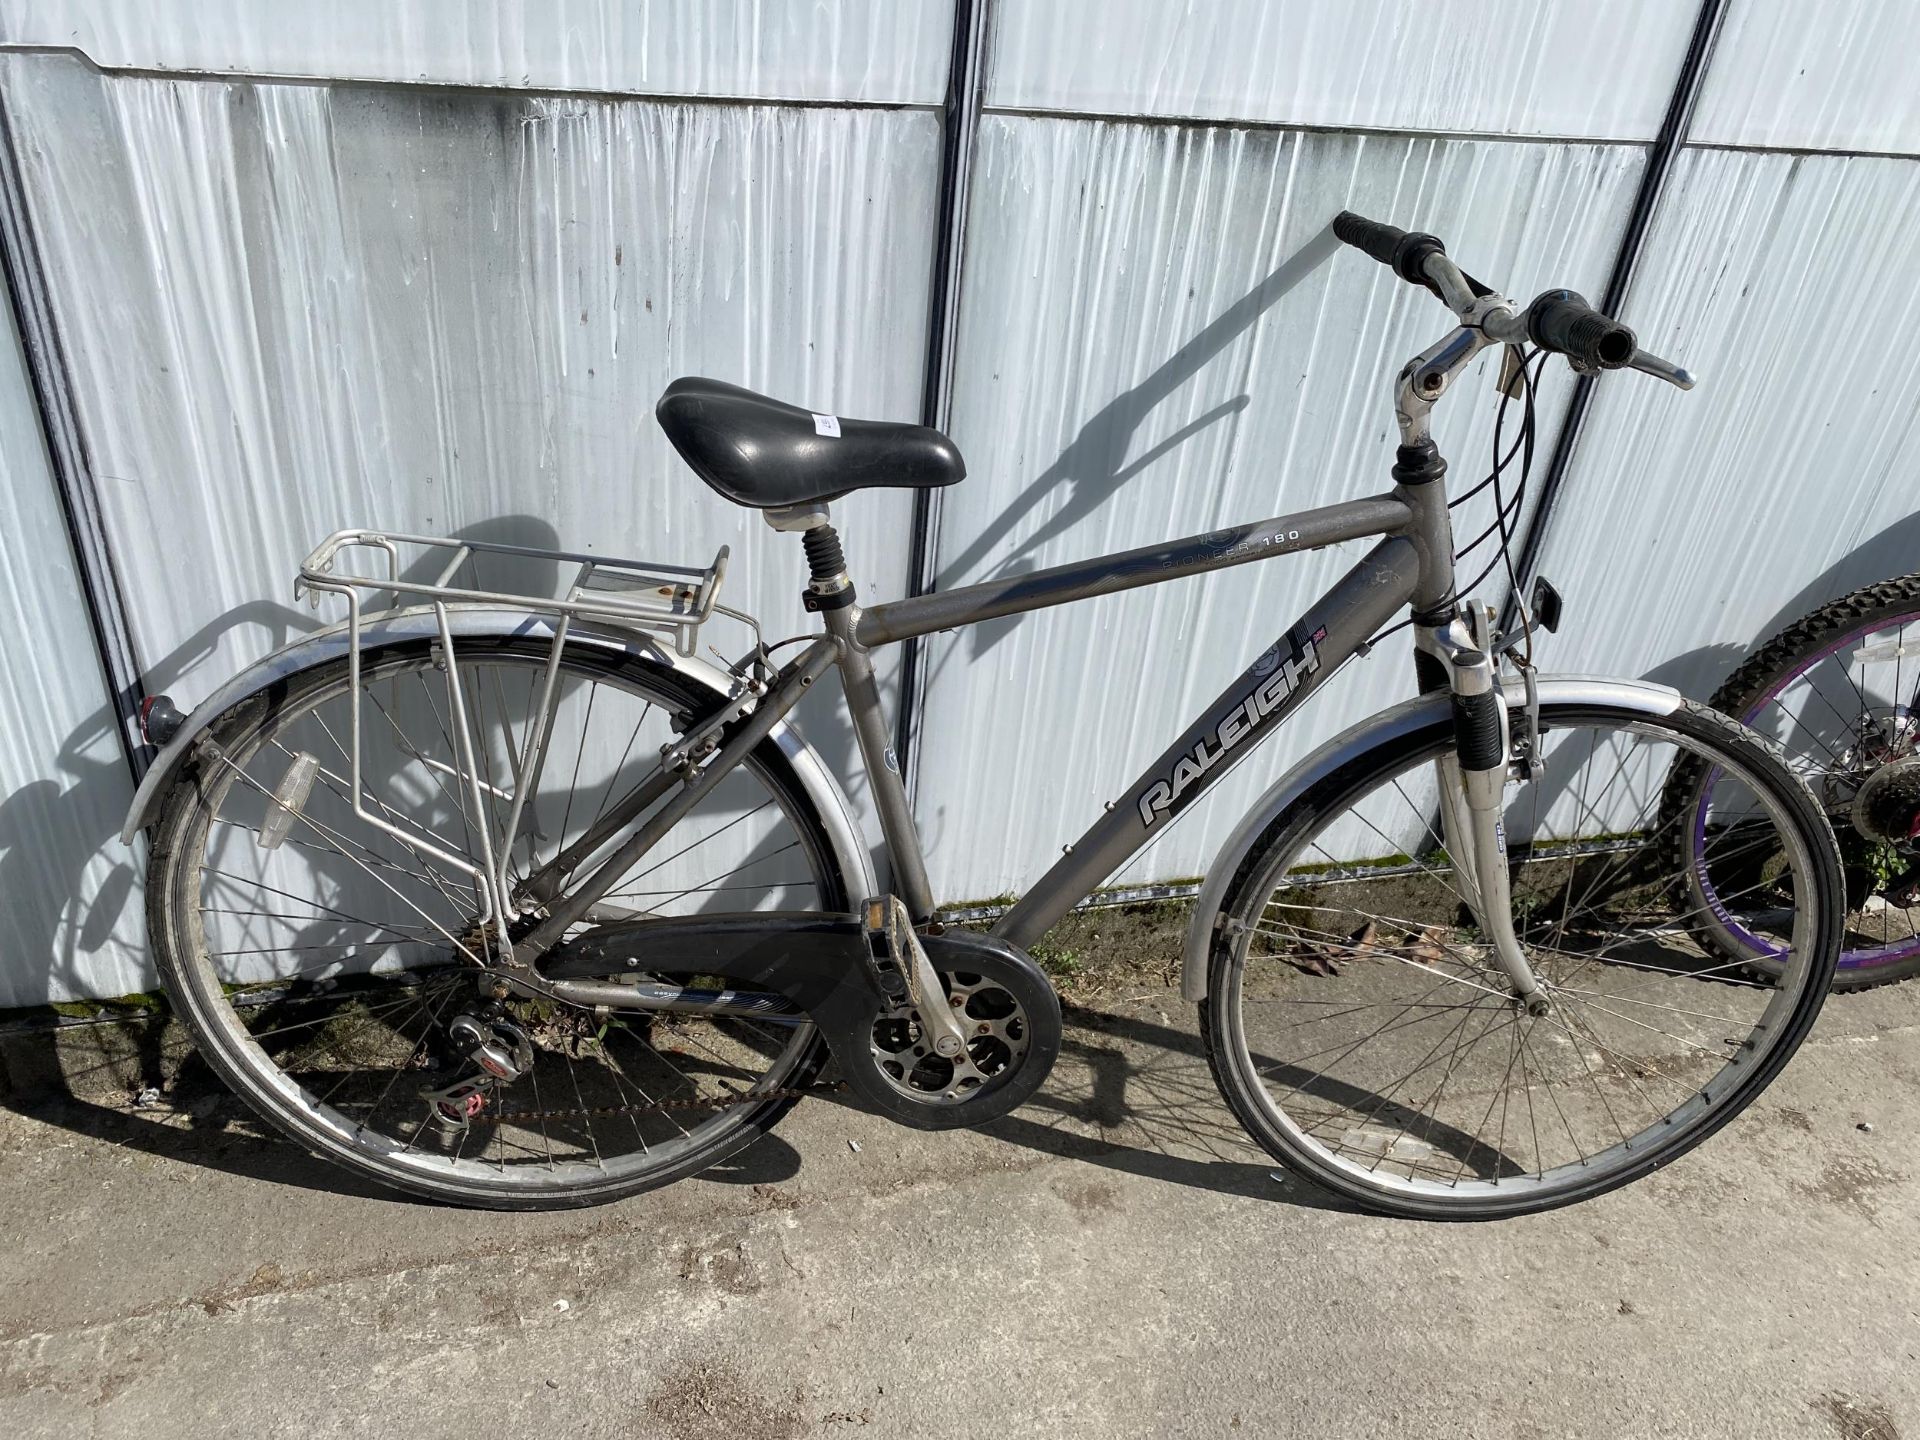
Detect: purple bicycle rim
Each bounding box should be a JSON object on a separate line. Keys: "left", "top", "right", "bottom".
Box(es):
{"left": 1696, "top": 612, "right": 1920, "bottom": 970}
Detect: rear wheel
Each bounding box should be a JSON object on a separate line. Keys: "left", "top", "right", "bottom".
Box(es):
{"left": 1698, "top": 575, "right": 1920, "bottom": 989}
{"left": 147, "top": 636, "right": 859, "bottom": 1209}
{"left": 1201, "top": 699, "right": 1841, "bottom": 1219}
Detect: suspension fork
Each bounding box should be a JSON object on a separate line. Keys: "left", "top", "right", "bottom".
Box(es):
{"left": 1417, "top": 617, "right": 1549, "bottom": 1015}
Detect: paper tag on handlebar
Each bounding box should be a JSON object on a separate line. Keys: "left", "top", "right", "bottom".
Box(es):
{"left": 1498, "top": 344, "right": 1527, "bottom": 400}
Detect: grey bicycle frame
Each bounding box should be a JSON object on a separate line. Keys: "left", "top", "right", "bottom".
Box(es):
{"left": 517, "top": 465, "right": 1460, "bottom": 963}
{"left": 859, "top": 499, "right": 1443, "bottom": 948}
{"left": 517, "top": 316, "right": 1516, "bottom": 976}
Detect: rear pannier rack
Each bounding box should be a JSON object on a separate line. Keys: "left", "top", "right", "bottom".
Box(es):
{"left": 296, "top": 529, "right": 730, "bottom": 656}
{"left": 290, "top": 529, "right": 734, "bottom": 945}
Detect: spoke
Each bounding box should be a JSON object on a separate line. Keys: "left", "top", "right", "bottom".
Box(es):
{"left": 199, "top": 871, "right": 444, "bottom": 941}
{"left": 1242, "top": 920, "right": 1513, "bottom": 1000}
{"left": 213, "top": 810, "right": 465, "bottom": 913}
{"left": 302, "top": 718, "right": 473, "bottom": 906}
{"left": 607, "top": 839, "right": 808, "bottom": 913}
{"left": 583, "top": 701, "right": 655, "bottom": 850}
{"left": 355, "top": 979, "right": 466, "bottom": 1138}
{"left": 360, "top": 687, "right": 476, "bottom": 862}
{"left": 1545, "top": 989, "right": 1738, "bottom": 1062}
{"left": 206, "top": 759, "right": 484, "bottom": 965}
{"left": 1399, "top": 1004, "right": 1519, "bottom": 1174}
{"left": 1514, "top": 1017, "right": 1583, "bottom": 1168}
{"left": 611, "top": 799, "right": 779, "bottom": 893}
{"left": 556, "top": 682, "right": 598, "bottom": 855}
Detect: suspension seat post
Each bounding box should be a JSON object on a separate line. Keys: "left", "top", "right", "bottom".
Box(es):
{"left": 762, "top": 502, "right": 939, "bottom": 923}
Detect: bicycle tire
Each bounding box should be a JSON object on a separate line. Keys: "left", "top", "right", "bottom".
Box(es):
{"left": 1200, "top": 698, "right": 1842, "bottom": 1220}
{"left": 146, "top": 636, "right": 856, "bottom": 1209}
{"left": 1701, "top": 573, "right": 1920, "bottom": 990}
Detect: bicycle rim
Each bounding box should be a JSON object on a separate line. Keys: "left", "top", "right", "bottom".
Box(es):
{"left": 1209, "top": 703, "right": 1838, "bottom": 1216}
{"left": 1723, "top": 606, "right": 1920, "bottom": 976}
{"left": 151, "top": 639, "right": 849, "bottom": 1203}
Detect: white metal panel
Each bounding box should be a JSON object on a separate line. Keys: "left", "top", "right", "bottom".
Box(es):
{"left": 914, "top": 115, "right": 1643, "bottom": 903}
{"left": 1529, "top": 147, "right": 1920, "bottom": 706}
{"left": 2, "top": 52, "right": 940, "bottom": 853}
{"left": 1692, "top": 0, "right": 1920, "bottom": 156}
{"left": 0, "top": 296, "right": 147, "bottom": 1006}
{"left": 986, "top": 0, "right": 1696, "bottom": 141}
{"left": 0, "top": 0, "right": 952, "bottom": 105}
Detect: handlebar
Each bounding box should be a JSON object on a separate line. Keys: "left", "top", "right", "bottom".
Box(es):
{"left": 1524, "top": 289, "right": 1636, "bottom": 371}
{"left": 1332, "top": 210, "right": 1694, "bottom": 390}
{"left": 1330, "top": 212, "right": 1448, "bottom": 288}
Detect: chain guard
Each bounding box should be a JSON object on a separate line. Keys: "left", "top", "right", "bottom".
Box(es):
{"left": 548, "top": 916, "right": 1062, "bottom": 1131}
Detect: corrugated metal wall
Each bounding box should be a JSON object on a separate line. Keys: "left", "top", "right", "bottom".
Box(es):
{"left": 0, "top": 4, "right": 948, "bottom": 1003}
{"left": 1529, "top": 0, "right": 1920, "bottom": 701}
{"left": 0, "top": 291, "right": 146, "bottom": 1007}
{"left": 913, "top": 0, "right": 1685, "bottom": 899}
{"left": 1, "top": 0, "right": 1914, "bottom": 1002}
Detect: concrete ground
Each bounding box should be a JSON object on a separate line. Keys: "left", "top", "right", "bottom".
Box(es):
{"left": 0, "top": 977, "right": 1914, "bottom": 1440}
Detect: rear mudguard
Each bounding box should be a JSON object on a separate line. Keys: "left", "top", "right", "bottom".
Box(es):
{"left": 546, "top": 914, "right": 1063, "bottom": 1130}
{"left": 1179, "top": 675, "right": 1683, "bottom": 1002}
{"left": 118, "top": 605, "right": 877, "bottom": 904}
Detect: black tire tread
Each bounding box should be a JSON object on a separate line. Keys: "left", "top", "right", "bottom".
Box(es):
{"left": 1201, "top": 697, "right": 1842, "bottom": 1220}
{"left": 145, "top": 638, "right": 844, "bottom": 1210}
{"left": 1705, "top": 573, "right": 1920, "bottom": 992}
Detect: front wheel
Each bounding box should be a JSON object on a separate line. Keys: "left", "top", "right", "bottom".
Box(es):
{"left": 1200, "top": 698, "right": 1841, "bottom": 1220}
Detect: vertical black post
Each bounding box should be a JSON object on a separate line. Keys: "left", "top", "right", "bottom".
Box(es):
{"left": 0, "top": 90, "right": 149, "bottom": 782}
{"left": 892, "top": 0, "right": 989, "bottom": 786}
{"left": 1499, "top": 0, "right": 1732, "bottom": 634}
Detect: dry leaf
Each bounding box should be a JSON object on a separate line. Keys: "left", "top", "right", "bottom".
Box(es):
{"left": 1400, "top": 925, "right": 1448, "bottom": 966}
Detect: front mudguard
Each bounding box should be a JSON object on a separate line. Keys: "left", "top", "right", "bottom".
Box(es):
{"left": 117, "top": 605, "right": 877, "bottom": 904}
{"left": 1179, "top": 675, "right": 1684, "bottom": 1002}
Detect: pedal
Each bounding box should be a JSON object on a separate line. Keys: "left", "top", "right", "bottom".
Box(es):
{"left": 861, "top": 896, "right": 968, "bottom": 1060}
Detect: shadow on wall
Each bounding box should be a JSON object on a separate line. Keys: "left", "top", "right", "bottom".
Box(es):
{"left": 0, "top": 596, "right": 321, "bottom": 1008}
{"left": 9, "top": 216, "right": 1920, "bottom": 1200}
{"left": 926, "top": 225, "right": 1344, "bottom": 679}
{"left": 14, "top": 226, "right": 1920, "bottom": 1024}
{"left": 2, "top": 229, "right": 1347, "bottom": 1024}
{"left": 1624, "top": 509, "right": 1920, "bottom": 702}
{"left": 0, "top": 510, "right": 879, "bottom": 1104}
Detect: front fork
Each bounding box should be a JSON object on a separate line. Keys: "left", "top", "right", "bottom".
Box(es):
{"left": 1418, "top": 616, "right": 1550, "bottom": 1016}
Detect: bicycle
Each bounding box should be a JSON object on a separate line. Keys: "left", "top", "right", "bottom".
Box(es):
{"left": 122, "top": 213, "right": 1844, "bottom": 1219}
{"left": 1672, "top": 572, "right": 1920, "bottom": 990}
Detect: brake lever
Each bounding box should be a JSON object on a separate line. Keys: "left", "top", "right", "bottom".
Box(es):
{"left": 1627, "top": 348, "right": 1696, "bottom": 390}
{"left": 1497, "top": 343, "right": 1528, "bottom": 400}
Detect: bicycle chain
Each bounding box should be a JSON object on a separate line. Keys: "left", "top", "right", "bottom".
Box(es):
{"left": 480, "top": 1078, "right": 844, "bottom": 1126}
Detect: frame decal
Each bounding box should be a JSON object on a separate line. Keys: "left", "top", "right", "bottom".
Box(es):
{"left": 1139, "top": 625, "right": 1328, "bottom": 826}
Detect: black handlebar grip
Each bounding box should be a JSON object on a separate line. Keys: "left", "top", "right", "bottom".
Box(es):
{"left": 1333, "top": 211, "right": 1407, "bottom": 265}
{"left": 1333, "top": 211, "right": 1448, "bottom": 289}
{"left": 1527, "top": 289, "right": 1637, "bottom": 370}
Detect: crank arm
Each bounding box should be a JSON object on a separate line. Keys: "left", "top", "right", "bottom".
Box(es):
{"left": 865, "top": 895, "right": 971, "bottom": 1060}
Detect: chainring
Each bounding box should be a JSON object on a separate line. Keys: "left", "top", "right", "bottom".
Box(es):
{"left": 845, "top": 941, "right": 1062, "bottom": 1131}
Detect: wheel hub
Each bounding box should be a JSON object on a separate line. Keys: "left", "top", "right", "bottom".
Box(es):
{"left": 1850, "top": 756, "right": 1920, "bottom": 842}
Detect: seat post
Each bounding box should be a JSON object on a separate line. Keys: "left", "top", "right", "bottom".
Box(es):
{"left": 761, "top": 502, "right": 938, "bottom": 922}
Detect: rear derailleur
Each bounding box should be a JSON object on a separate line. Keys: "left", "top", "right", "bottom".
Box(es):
{"left": 419, "top": 1005, "right": 534, "bottom": 1133}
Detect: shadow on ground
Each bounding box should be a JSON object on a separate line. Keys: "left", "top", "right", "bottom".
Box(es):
{"left": 0, "top": 989, "right": 1353, "bottom": 1213}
